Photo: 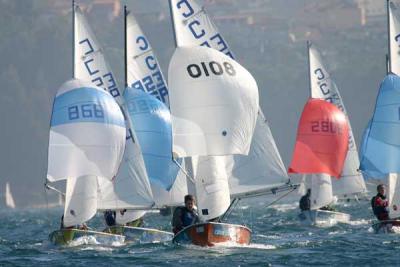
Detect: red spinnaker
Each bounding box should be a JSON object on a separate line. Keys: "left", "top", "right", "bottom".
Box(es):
{"left": 288, "top": 99, "right": 349, "bottom": 178}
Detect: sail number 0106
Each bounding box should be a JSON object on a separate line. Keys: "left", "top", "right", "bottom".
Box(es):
{"left": 187, "top": 61, "right": 236, "bottom": 78}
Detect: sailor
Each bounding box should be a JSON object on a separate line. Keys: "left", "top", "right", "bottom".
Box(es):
{"left": 104, "top": 210, "right": 117, "bottom": 227}
{"left": 299, "top": 189, "right": 311, "bottom": 211}
{"left": 371, "top": 184, "right": 389, "bottom": 221}
{"left": 172, "top": 194, "right": 200, "bottom": 234}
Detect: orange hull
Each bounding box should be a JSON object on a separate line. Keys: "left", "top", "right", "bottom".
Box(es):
{"left": 172, "top": 222, "right": 251, "bottom": 247}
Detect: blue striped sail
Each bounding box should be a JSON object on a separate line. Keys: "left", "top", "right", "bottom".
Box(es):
{"left": 123, "top": 88, "right": 180, "bottom": 190}
{"left": 47, "top": 79, "right": 126, "bottom": 183}
{"left": 360, "top": 74, "right": 400, "bottom": 176}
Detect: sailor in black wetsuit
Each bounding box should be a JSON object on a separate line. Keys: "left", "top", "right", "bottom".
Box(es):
{"left": 299, "top": 189, "right": 311, "bottom": 212}
{"left": 172, "top": 194, "right": 200, "bottom": 234}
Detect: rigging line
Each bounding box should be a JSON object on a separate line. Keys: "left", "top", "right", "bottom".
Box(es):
{"left": 220, "top": 198, "right": 240, "bottom": 222}
{"left": 45, "top": 183, "right": 66, "bottom": 197}
{"left": 172, "top": 158, "right": 196, "bottom": 183}
{"left": 264, "top": 186, "right": 299, "bottom": 209}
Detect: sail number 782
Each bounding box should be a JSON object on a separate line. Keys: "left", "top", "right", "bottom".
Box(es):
{"left": 187, "top": 61, "right": 236, "bottom": 78}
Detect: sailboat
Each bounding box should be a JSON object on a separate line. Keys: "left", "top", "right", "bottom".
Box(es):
{"left": 47, "top": 79, "right": 127, "bottom": 245}
{"left": 288, "top": 99, "right": 350, "bottom": 225}
{"left": 359, "top": 0, "right": 400, "bottom": 233}
{"left": 47, "top": 2, "right": 156, "bottom": 245}
{"left": 168, "top": 0, "right": 295, "bottom": 246}
{"left": 5, "top": 182, "right": 16, "bottom": 209}
{"left": 308, "top": 42, "right": 367, "bottom": 202}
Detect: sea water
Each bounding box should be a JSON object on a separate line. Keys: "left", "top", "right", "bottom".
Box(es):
{"left": 1, "top": 197, "right": 399, "bottom": 266}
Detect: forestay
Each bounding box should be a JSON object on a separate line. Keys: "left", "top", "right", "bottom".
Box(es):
{"left": 389, "top": 1, "right": 400, "bottom": 75}
{"left": 288, "top": 99, "right": 349, "bottom": 178}
{"left": 74, "top": 6, "right": 154, "bottom": 211}
{"left": 359, "top": 74, "right": 400, "bottom": 174}
{"left": 47, "top": 79, "right": 125, "bottom": 182}
{"left": 227, "top": 111, "right": 289, "bottom": 198}
{"left": 168, "top": 46, "right": 259, "bottom": 157}
{"left": 126, "top": 11, "right": 169, "bottom": 106}
{"left": 123, "top": 88, "right": 180, "bottom": 191}
{"left": 308, "top": 43, "right": 366, "bottom": 197}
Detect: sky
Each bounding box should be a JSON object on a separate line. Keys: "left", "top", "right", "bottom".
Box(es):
{"left": 0, "top": 0, "right": 391, "bottom": 207}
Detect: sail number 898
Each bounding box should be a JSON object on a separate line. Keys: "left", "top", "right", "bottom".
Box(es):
{"left": 187, "top": 61, "right": 236, "bottom": 78}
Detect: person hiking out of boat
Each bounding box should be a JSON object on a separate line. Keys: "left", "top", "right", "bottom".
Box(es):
{"left": 172, "top": 194, "right": 200, "bottom": 234}
{"left": 299, "top": 189, "right": 311, "bottom": 211}
{"left": 371, "top": 184, "right": 390, "bottom": 221}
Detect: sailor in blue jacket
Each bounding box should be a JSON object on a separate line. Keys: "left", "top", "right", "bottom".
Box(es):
{"left": 172, "top": 194, "right": 200, "bottom": 234}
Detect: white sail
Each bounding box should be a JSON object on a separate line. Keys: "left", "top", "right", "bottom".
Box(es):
{"left": 302, "top": 174, "right": 333, "bottom": 210}
{"left": 169, "top": 0, "right": 288, "bottom": 199}
{"left": 168, "top": 46, "right": 259, "bottom": 157}
{"left": 116, "top": 210, "right": 146, "bottom": 225}
{"left": 388, "top": 173, "right": 400, "bottom": 218}
{"left": 5, "top": 182, "right": 16, "bottom": 209}
{"left": 126, "top": 11, "right": 169, "bottom": 106}
{"left": 74, "top": 6, "right": 154, "bottom": 211}
{"left": 227, "top": 111, "right": 289, "bottom": 198}
{"left": 195, "top": 156, "right": 231, "bottom": 221}
{"left": 169, "top": 0, "right": 234, "bottom": 58}
{"left": 389, "top": 1, "right": 400, "bottom": 75}
{"left": 152, "top": 169, "right": 188, "bottom": 207}
{"left": 63, "top": 176, "right": 98, "bottom": 227}
{"left": 308, "top": 43, "right": 366, "bottom": 198}
{"left": 47, "top": 79, "right": 126, "bottom": 182}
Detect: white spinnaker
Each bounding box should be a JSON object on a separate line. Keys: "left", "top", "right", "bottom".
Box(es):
{"left": 64, "top": 176, "right": 98, "bottom": 227}
{"left": 169, "top": 0, "right": 234, "bottom": 58}
{"left": 227, "top": 111, "right": 289, "bottom": 198}
{"left": 126, "top": 12, "right": 169, "bottom": 106}
{"left": 389, "top": 1, "right": 400, "bottom": 76}
{"left": 195, "top": 156, "right": 231, "bottom": 221}
{"left": 5, "top": 182, "right": 16, "bottom": 209}
{"left": 303, "top": 174, "right": 333, "bottom": 210}
{"left": 47, "top": 80, "right": 126, "bottom": 182}
{"left": 168, "top": 46, "right": 259, "bottom": 157}
{"left": 388, "top": 173, "right": 400, "bottom": 218}
{"left": 74, "top": 6, "right": 154, "bottom": 211}
{"left": 309, "top": 44, "right": 366, "bottom": 197}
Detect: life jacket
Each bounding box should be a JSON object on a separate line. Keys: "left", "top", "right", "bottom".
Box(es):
{"left": 371, "top": 195, "right": 388, "bottom": 218}
{"left": 299, "top": 195, "right": 311, "bottom": 211}
{"left": 181, "top": 208, "right": 198, "bottom": 227}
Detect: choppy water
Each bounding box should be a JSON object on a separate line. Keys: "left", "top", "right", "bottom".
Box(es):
{"left": 1, "top": 196, "right": 400, "bottom": 267}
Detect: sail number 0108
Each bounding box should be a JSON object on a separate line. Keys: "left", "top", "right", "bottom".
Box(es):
{"left": 187, "top": 61, "right": 236, "bottom": 78}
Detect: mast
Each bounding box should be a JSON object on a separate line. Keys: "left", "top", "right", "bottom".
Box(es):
{"left": 168, "top": 0, "right": 178, "bottom": 48}
{"left": 124, "top": 5, "right": 128, "bottom": 88}
{"left": 386, "top": 54, "right": 390, "bottom": 75}
{"left": 72, "top": 0, "right": 75, "bottom": 78}
{"left": 388, "top": 0, "right": 392, "bottom": 73}
{"left": 307, "top": 40, "right": 312, "bottom": 98}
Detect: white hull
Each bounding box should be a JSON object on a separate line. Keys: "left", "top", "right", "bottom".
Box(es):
{"left": 299, "top": 210, "right": 350, "bottom": 225}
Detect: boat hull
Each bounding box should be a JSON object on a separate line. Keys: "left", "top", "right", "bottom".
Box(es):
{"left": 172, "top": 222, "right": 251, "bottom": 247}
{"left": 372, "top": 220, "right": 400, "bottom": 234}
{"left": 49, "top": 229, "right": 125, "bottom": 246}
{"left": 104, "top": 226, "right": 173, "bottom": 243}
{"left": 299, "top": 210, "right": 350, "bottom": 225}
